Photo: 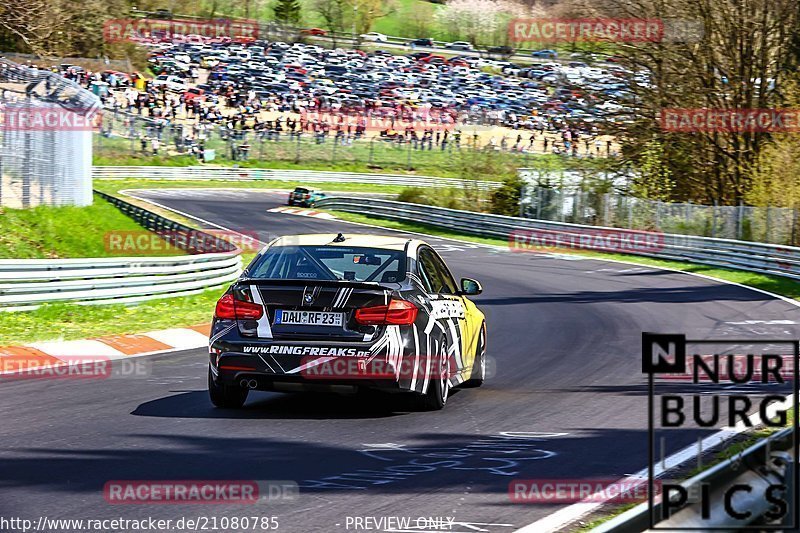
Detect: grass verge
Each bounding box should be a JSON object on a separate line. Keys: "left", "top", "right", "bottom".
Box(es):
{"left": 0, "top": 251, "right": 256, "bottom": 346}
{"left": 0, "top": 288, "right": 225, "bottom": 345}
{"left": 0, "top": 186, "right": 258, "bottom": 345}
{"left": 93, "top": 178, "right": 408, "bottom": 197}
{"left": 0, "top": 194, "right": 184, "bottom": 259}
{"left": 92, "top": 144, "right": 578, "bottom": 181}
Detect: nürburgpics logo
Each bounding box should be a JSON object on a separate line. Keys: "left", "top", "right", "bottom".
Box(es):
{"left": 643, "top": 333, "right": 799, "bottom": 529}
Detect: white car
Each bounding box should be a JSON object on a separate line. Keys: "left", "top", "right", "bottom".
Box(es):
{"left": 360, "top": 32, "right": 388, "bottom": 42}
{"left": 152, "top": 75, "right": 188, "bottom": 92}
{"left": 445, "top": 41, "right": 473, "bottom": 51}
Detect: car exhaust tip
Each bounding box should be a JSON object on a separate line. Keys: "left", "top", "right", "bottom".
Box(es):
{"left": 240, "top": 378, "right": 258, "bottom": 389}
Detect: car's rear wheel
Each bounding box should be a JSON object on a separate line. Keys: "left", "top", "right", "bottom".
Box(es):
{"left": 415, "top": 340, "right": 450, "bottom": 411}
{"left": 463, "top": 322, "right": 486, "bottom": 388}
{"left": 208, "top": 367, "right": 249, "bottom": 408}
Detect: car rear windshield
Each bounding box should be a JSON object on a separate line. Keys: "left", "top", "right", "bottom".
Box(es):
{"left": 247, "top": 246, "right": 406, "bottom": 283}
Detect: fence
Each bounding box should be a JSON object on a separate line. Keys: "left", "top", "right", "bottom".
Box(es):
{"left": 93, "top": 107, "right": 611, "bottom": 168}
{"left": 315, "top": 196, "right": 800, "bottom": 281}
{"left": 91, "top": 166, "right": 502, "bottom": 190}
{"left": 522, "top": 186, "right": 800, "bottom": 246}
{"left": 0, "top": 58, "right": 101, "bottom": 208}
{"left": 0, "top": 192, "right": 242, "bottom": 311}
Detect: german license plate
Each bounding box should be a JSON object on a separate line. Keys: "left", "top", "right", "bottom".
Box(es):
{"left": 275, "top": 310, "right": 344, "bottom": 327}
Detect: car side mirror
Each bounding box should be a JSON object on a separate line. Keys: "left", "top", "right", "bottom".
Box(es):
{"left": 460, "top": 278, "right": 482, "bottom": 295}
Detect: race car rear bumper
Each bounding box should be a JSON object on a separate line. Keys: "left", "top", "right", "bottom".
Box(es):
{"left": 210, "top": 349, "right": 406, "bottom": 393}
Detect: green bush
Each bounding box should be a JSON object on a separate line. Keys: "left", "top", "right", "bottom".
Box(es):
{"left": 397, "top": 187, "right": 430, "bottom": 205}
{"left": 489, "top": 175, "right": 525, "bottom": 216}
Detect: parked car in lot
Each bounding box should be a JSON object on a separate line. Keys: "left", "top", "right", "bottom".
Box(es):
{"left": 445, "top": 41, "right": 474, "bottom": 51}
{"left": 301, "top": 28, "right": 328, "bottom": 36}
{"left": 487, "top": 45, "right": 515, "bottom": 55}
{"left": 531, "top": 49, "right": 559, "bottom": 59}
{"left": 137, "top": 28, "right": 640, "bottom": 146}
{"left": 419, "top": 54, "right": 447, "bottom": 64}
{"left": 207, "top": 234, "right": 487, "bottom": 410}
{"left": 410, "top": 38, "right": 434, "bottom": 47}
{"left": 151, "top": 74, "right": 188, "bottom": 92}
{"left": 183, "top": 87, "right": 206, "bottom": 102}
{"left": 360, "top": 32, "right": 388, "bottom": 42}
{"left": 287, "top": 187, "right": 326, "bottom": 207}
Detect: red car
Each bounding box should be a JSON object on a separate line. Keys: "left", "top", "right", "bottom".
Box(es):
{"left": 418, "top": 54, "right": 446, "bottom": 64}
{"left": 184, "top": 87, "right": 206, "bottom": 102}
{"left": 301, "top": 28, "right": 328, "bottom": 36}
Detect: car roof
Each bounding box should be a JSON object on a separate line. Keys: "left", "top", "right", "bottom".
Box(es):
{"left": 271, "top": 233, "right": 424, "bottom": 252}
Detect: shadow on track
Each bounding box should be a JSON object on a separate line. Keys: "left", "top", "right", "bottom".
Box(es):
{"left": 477, "top": 284, "right": 770, "bottom": 306}
{"left": 130, "top": 389, "right": 462, "bottom": 420}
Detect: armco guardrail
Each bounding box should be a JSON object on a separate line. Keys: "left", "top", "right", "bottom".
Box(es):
{"left": 315, "top": 197, "right": 800, "bottom": 281}
{"left": 92, "top": 166, "right": 501, "bottom": 190}
{"left": 0, "top": 192, "right": 242, "bottom": 311}
{"left": 593, "top": 427, "right": 795, "bottom": 531}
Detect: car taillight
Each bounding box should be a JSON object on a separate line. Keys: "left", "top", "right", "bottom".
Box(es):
{"left": 214, "top": 293, "right": 264, "bottom": 320}
{"left": 355, "top": 299, "right": 418, "bottom": 326}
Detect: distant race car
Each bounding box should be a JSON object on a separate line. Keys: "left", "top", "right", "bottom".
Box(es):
{"left": 287, "top": 187, "right": 325, "bottom": 207}
{"left": 445, "top": 41, "right": 474, "bottom": 51}
{"left": 207, "top": 233, "right": 487, "bottom": 410}
{"left": 360, "top": 32, "right": 388, "bottom": 42}
{"left": 531, "top": 49, "right": 559, "bottom": 59}
{"left": 301, "top": 28, "right": 328, "bottom": 36}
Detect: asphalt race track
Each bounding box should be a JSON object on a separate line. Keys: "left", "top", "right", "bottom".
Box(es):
{"left": 2, "top": 188, "right": 799, "bottom": 532}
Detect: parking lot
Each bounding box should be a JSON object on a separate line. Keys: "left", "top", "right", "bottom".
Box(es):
{"left": 79, "top": 31, "right": 629, "bottom": 155}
